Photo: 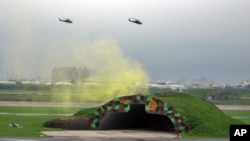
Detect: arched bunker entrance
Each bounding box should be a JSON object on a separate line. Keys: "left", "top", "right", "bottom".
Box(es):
{"left": 88, "top": 94, "right": 189, "bottom": 134}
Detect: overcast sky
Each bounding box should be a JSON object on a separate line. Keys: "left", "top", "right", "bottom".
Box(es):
{"left": 1, "top": 0, "right": 250, "bottom": 83}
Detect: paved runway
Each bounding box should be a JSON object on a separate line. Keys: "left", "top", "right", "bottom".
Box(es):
{"left": 1, "top": 101, "right": 250, "bottom": 110}
{"left": 0, "top": 137, "right": 228, "bottom": 141}
{"left": 0, "top": 101, "right": 101, "bottom": 108}
{"left": 39, "top": 130, "right": 228, "bottom": 141}
{"left": 42, "top": 130, "right": 177, "bottom": 139}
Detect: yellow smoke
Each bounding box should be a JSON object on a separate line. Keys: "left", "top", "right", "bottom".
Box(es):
{"left": 53, "top": 38, "right": 149, "bottom": 103}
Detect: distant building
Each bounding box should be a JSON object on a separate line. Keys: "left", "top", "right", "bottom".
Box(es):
{"left": 0, "top": 80, "right": 16, "bottom": 85}
{"left": 190, "top": 77, "right": 214, "bottom": 88}
{"left": 211, "top": 83, "right": 226, "bottom": 89}
{"left": 55, "top": 82, "right": 72, "bottom": 86}
{"left": 146, "top": 80, "right": 185, "bottom": 92}
{"left": 146, "top": 83, "right": 166, "bottom": 89}
{"left": 165, "top": 84, "right": 185, "bottom": 91}
{"left": 52, "top": 67, "right": 90, "bottom": 83}
{"left": 235, "top": 80, "right": 250, "bottom": 88}
{"left": 21, "top": 80, "right": 40, "bottom": 85}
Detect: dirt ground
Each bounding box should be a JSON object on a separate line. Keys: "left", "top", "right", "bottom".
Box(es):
{"left": 44, "top": 116, "right": 90, "bottom": 130}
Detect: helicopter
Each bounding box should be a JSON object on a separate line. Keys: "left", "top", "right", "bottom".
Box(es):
{"left": 58, "top": 18, "right": 73, "bottom": 23}
{"left": 128, "top": 18, "right": 142, "bottom": 25}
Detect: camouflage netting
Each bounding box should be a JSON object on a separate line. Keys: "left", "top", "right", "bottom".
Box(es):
{"left": 88, "top": 94, "right": 190, "bottom": 134}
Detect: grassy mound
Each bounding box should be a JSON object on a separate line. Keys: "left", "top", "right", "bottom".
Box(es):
{"left": 45, "top": 93, "right": 242, "bottom": 137}
{"left": 155, "top": 93, "right": 243, "bottom": 137}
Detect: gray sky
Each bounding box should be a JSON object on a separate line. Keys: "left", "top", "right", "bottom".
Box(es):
{"left": 1, "top": 0, "right": 250, "bottom": 83}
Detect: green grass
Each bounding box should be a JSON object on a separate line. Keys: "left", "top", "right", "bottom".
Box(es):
{"left": 184, "top": 88, "right": 210, "bottom": 98}
{"left": 0, "top": 106, "right": 83, "bottom": 137}
{"left": 0, "top": 115, "right": 62, "bottom": 137}
{"left": 154, "top": 93, "right": 243, "bottom": 137}
{"left": 73, "top": 107, "right": 98, "bottom": 117}
{"left": 222, "top": 110, "right": 250, "bottom": 124}
{"left": 0, "top": 93, "right": 52, "bottom": 102}
{"left": 0, "top": 107, "right": 82, "bottom": 114}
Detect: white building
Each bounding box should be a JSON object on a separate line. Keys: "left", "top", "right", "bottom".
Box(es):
{"left": 0, "top": 80, "right": 16, "bottom": 85}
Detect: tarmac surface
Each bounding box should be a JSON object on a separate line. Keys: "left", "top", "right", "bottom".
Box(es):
{"left": 41, "top": 130, "right": 178, "bottom": 139}
{"left": 0, "top": 101, "right": 101, "bottom": 108}
{"left": 1, "top": 101, "right": 250, "bottom": 110}
{"left": 0, "top": 138, "right": 228, "bottom": 141}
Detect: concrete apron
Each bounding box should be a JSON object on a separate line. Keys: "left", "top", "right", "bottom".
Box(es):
{"left": 41, "top": 130, "right": 178, "bottom": 139}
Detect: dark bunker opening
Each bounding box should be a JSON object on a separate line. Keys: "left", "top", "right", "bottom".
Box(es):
{"left": 97, "top": 104, "right": 175, "bottom": 132}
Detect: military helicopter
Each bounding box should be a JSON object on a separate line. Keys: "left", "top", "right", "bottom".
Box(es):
{"left": 58, "top": 18, "right": 73, "bottom": 23}
{"left": 128, "top": 18, "right": 142, "bottom": 25}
